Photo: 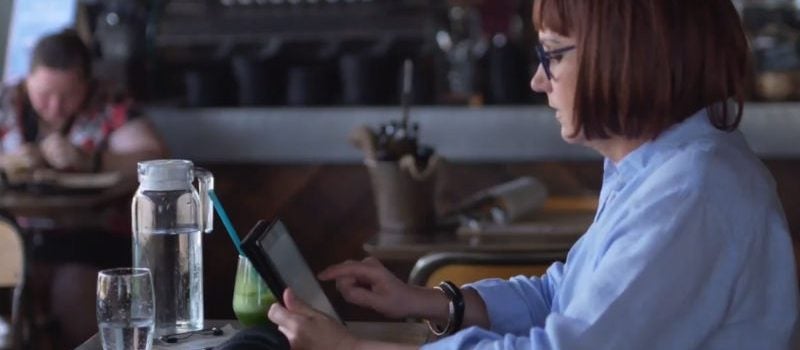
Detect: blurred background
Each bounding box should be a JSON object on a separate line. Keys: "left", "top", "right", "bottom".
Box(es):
{"left": 6, "top": 0, "right": 800, "bottom": 107}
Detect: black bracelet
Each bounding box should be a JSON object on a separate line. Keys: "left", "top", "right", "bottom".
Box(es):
{"left": 426, "top": 280, "right": 465, "bottom": 336}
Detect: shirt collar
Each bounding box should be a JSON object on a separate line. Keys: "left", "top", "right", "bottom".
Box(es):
{"left": 603, "top": 108, "right": 718, "bottom": 183}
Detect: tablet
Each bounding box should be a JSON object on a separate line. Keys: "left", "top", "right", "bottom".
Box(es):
{"left": 240, "top": 219, "right": 342, "bottom": 323}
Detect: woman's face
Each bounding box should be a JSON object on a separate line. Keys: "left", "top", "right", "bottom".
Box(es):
{"left": 531, "top": 30, "right": 582, "bottom": 144}
{"left": 25, "top": 66, "right": 88, "bottom": 129}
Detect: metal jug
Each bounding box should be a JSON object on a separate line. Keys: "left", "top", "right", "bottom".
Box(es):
{"left": 132, "top": 159, "right": 213, "bottom": 335}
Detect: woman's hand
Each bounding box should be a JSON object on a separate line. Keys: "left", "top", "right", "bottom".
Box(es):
{"left": 39, "top": 134, "right": 89, "bottom": 171}
{"left": 318, "top": 257, "right": 431, "bottom": 319}
{"left": 268, "top": 288, "right": 359, "bottom": 350}
{"left": 2, "top": 143, "right": 44, "bottom": 171}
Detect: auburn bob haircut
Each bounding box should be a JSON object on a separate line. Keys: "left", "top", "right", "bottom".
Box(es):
{"left": 534, "top": 0, "right": 751, "bottom": 140}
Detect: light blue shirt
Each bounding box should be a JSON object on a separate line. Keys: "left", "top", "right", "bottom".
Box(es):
{"left": 422, "top": 109, "right": 799, "bottom": 349}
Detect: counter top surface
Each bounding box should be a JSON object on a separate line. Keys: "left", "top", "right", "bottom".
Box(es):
{"left": 145, "top": 104, "right": 800, "bottom": 163}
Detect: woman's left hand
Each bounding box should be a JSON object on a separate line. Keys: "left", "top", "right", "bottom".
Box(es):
{"left": 40, "top": 134, "right": 89, "bottom": 170}
{"left": 268, "top": 288, "right": 360, "bottom": 350}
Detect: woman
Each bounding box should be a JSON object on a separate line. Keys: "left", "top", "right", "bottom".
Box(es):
{"left": 268, "top": 0, "right": 799, "bottom": 349}
{"left": 0, "top": 30, "right": 165, "bottom": 174}
{"left": 0, "top": 30, "right": 167, "bottom": 347}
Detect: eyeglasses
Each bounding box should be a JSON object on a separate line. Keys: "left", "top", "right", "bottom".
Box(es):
{"left": 535, "top": 44, "right": 576, "bottom": 80}
{"left": 159, "top": 327, "right": 224, "bottom": 344}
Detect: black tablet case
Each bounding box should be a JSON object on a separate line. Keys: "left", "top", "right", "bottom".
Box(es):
{"left": 239, "top": 219, "right": 342, "bottom": 322}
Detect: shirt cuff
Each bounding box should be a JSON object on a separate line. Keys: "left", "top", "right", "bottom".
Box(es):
{"left": 464, "top": 277, "right": 541, "bottom": 334}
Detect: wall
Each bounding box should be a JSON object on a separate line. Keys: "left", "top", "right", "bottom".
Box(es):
{"left": 147, "top": 104, "right": 800, "bottom": 164}
{"left": 0, "top": 0, "right": 13, "bottom": 77}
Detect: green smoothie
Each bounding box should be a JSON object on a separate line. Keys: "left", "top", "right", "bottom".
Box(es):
{"left": 233, "top": 286, "right": 276, "bottom": 327}
{"left": 232, "top": 256, "right": 276, "bottom": 326}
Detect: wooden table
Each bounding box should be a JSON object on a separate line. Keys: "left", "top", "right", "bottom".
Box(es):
{"left": 364, "top": 196, "right": 597, "bottom": 263}
{"left": 76, "top": 320, "right": 432, "bottom": 349}
{"left": 0, "top": 180, "right": 138, "bottom": 349}
{"left": 0, "top": 180, "right": 136, "bottom": 230}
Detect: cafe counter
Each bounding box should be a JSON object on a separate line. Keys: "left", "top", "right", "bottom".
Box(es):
{"left": 144, "top": 103, "right": 800, "bottom": 164}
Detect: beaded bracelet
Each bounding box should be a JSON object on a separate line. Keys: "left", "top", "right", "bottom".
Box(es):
{"left": 426, "top": 280, "right": 465, "bottom": 336}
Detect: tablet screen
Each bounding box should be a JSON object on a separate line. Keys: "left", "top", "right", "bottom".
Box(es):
{"left": 254, "top": 220, "right": 341, "bottom": 323}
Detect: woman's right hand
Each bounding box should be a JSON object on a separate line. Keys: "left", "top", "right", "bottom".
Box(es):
{"left": 318, "top": 257, "right": 430, "bottom": 319}
{"left": 2, "top": 143, "right": 44, "bottom": 172}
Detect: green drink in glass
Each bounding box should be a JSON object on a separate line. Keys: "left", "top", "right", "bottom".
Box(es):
{"left": 232, "top": 255, "right": 275, "bottom": 327}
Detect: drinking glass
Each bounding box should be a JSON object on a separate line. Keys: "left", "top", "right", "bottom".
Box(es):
{"left": 96, "top": 268, "right": 155, "bottom": 350}
{"left": 232, "top": 255, "right": 275, "bottom": 327}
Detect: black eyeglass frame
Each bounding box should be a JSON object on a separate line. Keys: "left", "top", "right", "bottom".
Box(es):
{"left": 535, "top": 44, "right": 576, "bottom": 80}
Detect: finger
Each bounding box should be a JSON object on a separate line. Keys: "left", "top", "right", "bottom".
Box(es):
{"left": 336, "top": 279, "right": 367, "bottom": 301}
{"left": 318, "top": 261, "right": 384, "bottom": 282}
{"left": 362, "top": 256, "right": 382, "bottom": 267}
{"left": 42, "top": 137, "right": 60, "bottom": 151}
{"left": 339, "top": 284, "right": 383, "bottom": 308}
{"left": 284, "top": 288, "right": 316, "bottom": 318}
{"left": 37, "top": 142, "right": 50, "bottom": 154}
{"left": 318, "top": 259, "right": 358, "bottom": 280}
{"left": 335, "top": 276, "right": 357, "bottom": 292}
{"left": 269, "top": 302, "right": 308, "bottom": 332}
{"left": 267, "top": 302, "right": 294, "bottom": 327}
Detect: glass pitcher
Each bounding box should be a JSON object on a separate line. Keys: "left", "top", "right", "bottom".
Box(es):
{"left": 132, "top": 160, "right": 213, "bottom": 335}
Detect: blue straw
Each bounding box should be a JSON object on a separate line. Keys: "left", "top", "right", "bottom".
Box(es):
{"left": 208, "top": 190, "right": 245, "bottom": 256}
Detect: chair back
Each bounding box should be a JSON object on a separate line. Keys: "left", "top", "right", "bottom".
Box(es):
{"left": 0, "top": 218, "right": 23, "bottom": 288}
{"left": 0, "top": 216, "right": 25, "bottom": 350}
{"left": 408, "top": 251, "right": 566, "bottom": 287}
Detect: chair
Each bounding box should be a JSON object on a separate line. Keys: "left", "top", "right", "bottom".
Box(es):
{"left": 0, "top": 216, "right": 27, "bottom": 349}
{"left": 408, "top": 251, "right": 566, "bottom": 288}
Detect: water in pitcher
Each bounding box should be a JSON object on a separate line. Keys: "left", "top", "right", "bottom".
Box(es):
{"left": 133, "top": 227, "right": 203, "bottom": 334}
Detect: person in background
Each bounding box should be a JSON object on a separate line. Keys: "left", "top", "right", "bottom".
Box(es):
{"left": 268, "top": 0, "right": 799, "bottom": 349}
{"left": 0, "top": 29, "right": 165, "bottom": 175}
{"left": 0, "top": 29, "right": 167, "bottom": 347}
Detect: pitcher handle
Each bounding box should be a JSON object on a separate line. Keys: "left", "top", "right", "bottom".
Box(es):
{"left": 195, "top": 167, "right": 214, "bottom": 233}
